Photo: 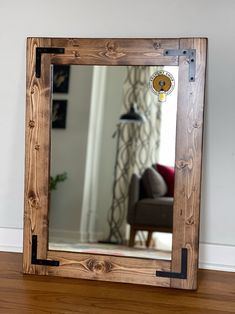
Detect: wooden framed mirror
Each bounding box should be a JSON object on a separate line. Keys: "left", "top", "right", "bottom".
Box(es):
{"left": 23, "top": 37, "right": 207, "bottom": 290}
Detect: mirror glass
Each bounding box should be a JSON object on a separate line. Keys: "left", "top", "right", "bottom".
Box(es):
{"left": 48, "top": 65, "right": 178, "bottom": 260}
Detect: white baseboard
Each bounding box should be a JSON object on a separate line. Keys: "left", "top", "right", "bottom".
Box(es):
{"left": 199, "top": 242, "right": 235, "bottom": 272}
{"left": 0, "top": 227, "right": 23, "bottom": 253}
{"left": 0, "top": 227, "right": 234, "bottom": 272}
{"left": 49, "top": 228, "right": 104, "bottom": 243}
{"left": 49, "top": 228, "right": 80, "bottom": 243}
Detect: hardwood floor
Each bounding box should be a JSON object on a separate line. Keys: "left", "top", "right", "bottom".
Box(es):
{"left": 0, "top": 252, "right": 234, "bottom": 314}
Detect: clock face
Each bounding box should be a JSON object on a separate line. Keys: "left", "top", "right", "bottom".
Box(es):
{"left": 150, "top": 70, "right": 175, "bottom": 96}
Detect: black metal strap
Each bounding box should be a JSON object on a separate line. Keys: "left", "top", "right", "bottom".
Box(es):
{"left": 36, "top": 47, "right": 65, "bottom": 78}
{"left": 164, "top": 49, "right": 196, "bottom": 82}
{"left": 31, "top": 235, "right": 59, "bottom": 266}
{"left": 156, "top": 248, "right": 188, "bottom": 279}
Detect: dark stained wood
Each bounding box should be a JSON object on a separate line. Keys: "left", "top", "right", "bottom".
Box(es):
{"left": 23, "top": 37, "right": 207, "bottom": 289}
{"left": 146, "top": 231, "right": 153, "bottom": 248}
{"left": 1, "top": 252, "right": 235, "bottom": 314}
{"left": 23, "top": 37, "right": 52, "bottom": 275}
{"left": 49, "top": 38, "right": 179, "bottom": 66}
{"left": 129, "top": 225, "right": 137, "bottom": 247}
{"left": 171, "top": 38, "right": 207, "bottom": 289}
{"left": 47, "top": 250, "right": 171, "bottom": 287}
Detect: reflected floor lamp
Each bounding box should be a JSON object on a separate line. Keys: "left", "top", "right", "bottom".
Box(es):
{"left": 101, "top": 104, "right": 145, "bottom": 244}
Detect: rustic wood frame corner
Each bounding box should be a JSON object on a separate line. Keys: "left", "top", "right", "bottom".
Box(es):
{"left": 23, "top": 37, "right": 207, "bottom": 290}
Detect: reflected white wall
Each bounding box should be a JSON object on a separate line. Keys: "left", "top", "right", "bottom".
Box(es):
{"left": 79, "top": 66, "right": 107, "bottom": 242}
{"left": 158, "top": 66, "right": 179, "bottom": 167}
{"left": 49, "top": 66, "right": 93, "bottom": 235}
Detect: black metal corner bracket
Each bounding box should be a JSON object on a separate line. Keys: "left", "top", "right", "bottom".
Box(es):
{"left": 163, "top": 49, "right": 196, "bottom": 82}
{"left": 156, "top": 248, "right": 188, "bottom": 279}
{"left": 35, "top": 47, "right": 65, "bottom": 78}
{"left": 31, "top": 235, "right": 59, "bottom": 266}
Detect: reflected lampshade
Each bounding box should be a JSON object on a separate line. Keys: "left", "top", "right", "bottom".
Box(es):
{"left": 119, "top": 104, "right": 144, "bottom": 124}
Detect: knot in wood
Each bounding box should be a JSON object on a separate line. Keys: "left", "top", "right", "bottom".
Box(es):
{"left": 28, "top": 196, "right": 39, "bottom": 209}
{"left": 177, "top": 160, "right": 188, "bottom": 169}
{"left": 193, "top": 121, "right": 201, "bottom": 129}
{"left": 31, "top": 87, "right": 35, "bottom": 94}
{"left": 73, "top": 50, "right": 80, "bottom": 58}
{"left": 29, "top": 120, "right": 35, "bottom": 128}
{"left": 176, "top": 159, "right": 192, "bottom": 170}
{"left": 186, "top": 216, "right": 194, "bottom": 225}
{"left": 34, "top": 144, "right": 40, "bottom": 151}
{"left": 87, "top": 259, "right": 113, "bottom": 273}
{"left": 107, "top": 42, "right": 115, "bottom": 52}
{"left": 153, "top": 42, "right": 161, "bottom": 49}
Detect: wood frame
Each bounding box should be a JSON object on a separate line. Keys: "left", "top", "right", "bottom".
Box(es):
{"left": 23, "top": 37, "right": 207, "bottom": 289}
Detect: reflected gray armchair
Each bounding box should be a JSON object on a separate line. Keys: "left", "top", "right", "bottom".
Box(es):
{"left": 127, "top": 168, "right": 173, "bottom": 247}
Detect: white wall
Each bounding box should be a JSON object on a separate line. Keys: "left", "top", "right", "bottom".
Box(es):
{"left": 0, "top": 0, "right": 234, "bottom": 271}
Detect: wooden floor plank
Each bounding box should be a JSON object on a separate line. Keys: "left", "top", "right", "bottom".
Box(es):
{"left": 0, "top": 252, "right": 234, "bottom": 313}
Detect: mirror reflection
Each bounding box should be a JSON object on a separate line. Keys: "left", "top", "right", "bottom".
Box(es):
{"left": 48, "top": 65, "right": 178, "bottom": 260}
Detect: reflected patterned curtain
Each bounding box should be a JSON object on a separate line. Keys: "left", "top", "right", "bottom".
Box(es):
{"left": 107, "top": 66, "right": 162, "bottom": 243}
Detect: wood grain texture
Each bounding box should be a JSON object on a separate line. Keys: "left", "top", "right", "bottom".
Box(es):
{"left": 1, "top": 252, "right": 235, "bottom": 314}
{"left": 47, "top": 250, "right": 170, "bottom": 286}
{"left": 49, "top": 38, "right": 179, "bottom": 66}
{"left": 171, "top": 38, "right": 207, "bottom": 289}
{"left": 23, "top": 37, "right": 207, "bottom": 289}
{"left": 23, "top": 38, "right": 52, "bottom": 275}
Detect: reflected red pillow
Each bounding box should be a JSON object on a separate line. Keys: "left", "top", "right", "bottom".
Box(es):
{"left": 155, "top": 164, "right": 175, "bottom": 197}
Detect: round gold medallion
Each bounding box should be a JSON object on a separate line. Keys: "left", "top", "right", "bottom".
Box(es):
{"left": 150, "top": 71, "right": 175, "bottom": 101}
